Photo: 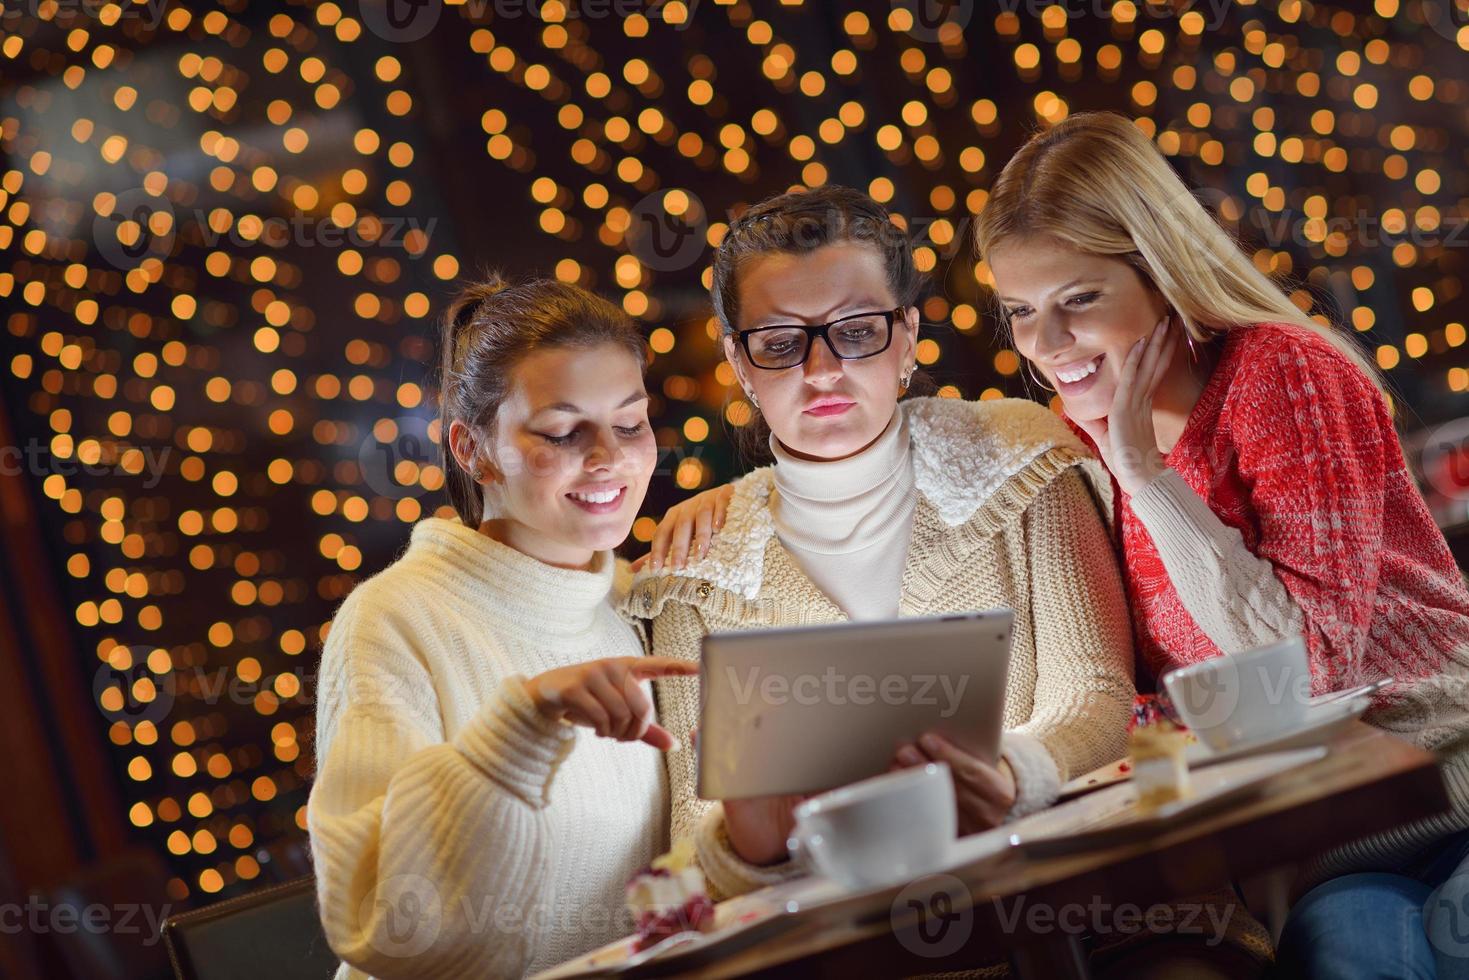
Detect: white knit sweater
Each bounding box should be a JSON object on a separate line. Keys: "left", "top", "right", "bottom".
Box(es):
{"left": 308, "top": 518, "right": 670, "bottom": 979}
{"left": 770, "top": 409, "right": 918, "bottom": 620}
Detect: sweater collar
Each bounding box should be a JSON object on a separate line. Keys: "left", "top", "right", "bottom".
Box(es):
{"left": 408, "top": 518, "right": 615, "bottom": 635}
{"left": 629, "top": 396, "right": 1090, "bottom": 605}
{"left": 769, "top": 410, "right": 916, "bottom": 556}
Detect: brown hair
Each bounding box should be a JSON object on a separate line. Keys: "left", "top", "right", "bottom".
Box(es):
{"left": 439, "top": 273, "right": 646, "bottom": 527}
{"left": 710, "top": 184, "right": 923, "bottom": 334}
{"left": 710, "top": 186, "right": 930, "bottom": 461}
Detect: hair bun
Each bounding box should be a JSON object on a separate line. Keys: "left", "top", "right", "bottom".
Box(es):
{"left": 445, "top": 272, "right": 510, "bottom": 332}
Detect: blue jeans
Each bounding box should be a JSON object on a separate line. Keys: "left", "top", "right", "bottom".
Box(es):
{"left": 1275, "top": 830, "right": 1469, "bottom": 979}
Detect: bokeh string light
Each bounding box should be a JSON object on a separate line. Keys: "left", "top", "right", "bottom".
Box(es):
{"left": 0, "top": 0, "right": 1465, "bottom": 902}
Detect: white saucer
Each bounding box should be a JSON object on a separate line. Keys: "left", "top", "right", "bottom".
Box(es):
{"left": 1014, "top": 746, "right": 1329, "bottom": 855}
{"left": 1185, "top": 695, "right": 1370, "bottom": 767}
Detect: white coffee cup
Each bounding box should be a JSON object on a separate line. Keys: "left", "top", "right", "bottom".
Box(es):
{"left": 1162, "top": 635, "right": 1312, "bottom": 752}
{"left": 787, "top": 762, "right": 956, "bottom": 890}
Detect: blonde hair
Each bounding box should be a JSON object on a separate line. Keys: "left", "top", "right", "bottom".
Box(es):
{"left": 973, "top": 111, "right": 1383, "bottom": 394}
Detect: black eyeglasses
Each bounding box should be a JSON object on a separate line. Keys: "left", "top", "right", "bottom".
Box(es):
{"left": 736, "top": 309, "right": 900, "bottom": 370}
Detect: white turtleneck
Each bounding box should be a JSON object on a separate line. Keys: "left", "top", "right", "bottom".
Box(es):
{"left": 770, "top": 410, "right": 918, "bottom": 620}
{"left": 308, "top": 518, "right": 669, "bottom": 979}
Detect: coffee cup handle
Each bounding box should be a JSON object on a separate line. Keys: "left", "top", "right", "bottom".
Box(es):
{"left": 786, "top": 817, "right": 822, "bottom": 873}
{"left": 785, "top": 832, "right": 806, "bottom": 870}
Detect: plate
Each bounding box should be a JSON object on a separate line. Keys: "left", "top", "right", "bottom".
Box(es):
{"left": 1012, "top": 746, "right": 1328, "bottom": 857}
{"left": 529, "top": 876, "right": 840, "bottom": 979}
{"left": 1058, "top": 693, "right": 1372, "bottom": 800}
{"left": 533, "top": 828, "right": 1021, "bottom": 977}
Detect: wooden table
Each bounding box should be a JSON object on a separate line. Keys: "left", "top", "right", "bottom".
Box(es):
{"left": 656, "top": 723, "right": 1449, "bottom": 979}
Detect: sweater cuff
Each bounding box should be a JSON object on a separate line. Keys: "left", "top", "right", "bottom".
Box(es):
{"left": 1128, "top": 468, "right": 1228, "bottom": 558}
{"left": 453, "top": 675, "right": 576, "bottom": 808}
{"left": 1000, "top": 732, "right": 1062, "bottom": 821}
{"left": 695, "top": 803, "right": 804, "bottom": 900}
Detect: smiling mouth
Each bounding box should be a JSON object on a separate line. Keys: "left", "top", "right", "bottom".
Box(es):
{"left": 565, "top": 486, "right": 626, "bottom": 513}
{"left": 568, "top": 489, "right": 621, "bottom": 504}
{"left": 1054, "top": 354, "right": 1105, "bottom": 385}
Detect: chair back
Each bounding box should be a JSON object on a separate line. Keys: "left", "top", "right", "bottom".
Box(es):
{"left": 46, "top": 847, "right": 173, "bottom": 980}
{"left": 162, "top": 876, "right": 338, "bottom": 980}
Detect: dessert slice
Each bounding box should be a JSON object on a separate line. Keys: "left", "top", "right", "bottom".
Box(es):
{"left": 1128, "top": 717, "right": 1192, "bottom": 810}
{"left": 625, "top": 838, "right": 716, "bottom": 952}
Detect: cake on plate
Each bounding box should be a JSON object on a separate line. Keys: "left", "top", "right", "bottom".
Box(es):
{"left": 625, "top": 838, "right": 716, "bottom": 952}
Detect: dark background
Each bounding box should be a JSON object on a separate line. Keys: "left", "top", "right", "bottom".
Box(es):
{"left": 1, "top": 0, "right": 1467, "bottom": 976}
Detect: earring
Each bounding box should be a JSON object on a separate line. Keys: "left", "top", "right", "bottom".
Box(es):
{"left": 1023, "top": 358, "right": 1056, "bottom": 393}
{"left": 743, "top": 388, "right": 759, "bottom": 409}
{"left": 899, "top": 367, "right": 914, "bottom": 395}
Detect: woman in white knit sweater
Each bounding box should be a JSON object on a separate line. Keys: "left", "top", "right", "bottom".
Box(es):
{"left": 307, "top": 276, "right": 697, "bottom": 979}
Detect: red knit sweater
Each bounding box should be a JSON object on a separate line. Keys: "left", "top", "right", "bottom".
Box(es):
{"left": 1094, "top": 321, "right": 1469, "bottom": 691}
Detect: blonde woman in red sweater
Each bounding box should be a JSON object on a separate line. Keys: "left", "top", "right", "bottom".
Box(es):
{"left": 971, "top": 112, "right": 1469, "bottom": 979}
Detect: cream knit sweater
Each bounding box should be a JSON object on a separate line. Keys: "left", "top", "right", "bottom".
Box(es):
{"left": 625, "top": 396, "right": 1137, "bottom": 899}
{"left": 308, "top": 518, "right": 687, "bottom": 979}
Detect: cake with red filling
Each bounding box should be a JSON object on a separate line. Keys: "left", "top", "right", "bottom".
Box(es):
{"left": 625, "top": 838, "right": 715, "bottom": 952}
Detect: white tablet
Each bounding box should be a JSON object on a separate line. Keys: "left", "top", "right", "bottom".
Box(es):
{"left": 697, "top": 610, "right": 1014, "bottom": 800}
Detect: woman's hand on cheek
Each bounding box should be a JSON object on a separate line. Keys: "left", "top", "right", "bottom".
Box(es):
{"left": 1074, "top": 314, "right": 1178, "bottom": 496}
{"left": 895, "top": 734, "right": 1017, "bottom": 836}
{"left": 724, "top": 794, "right": 808, "bottom": 866}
